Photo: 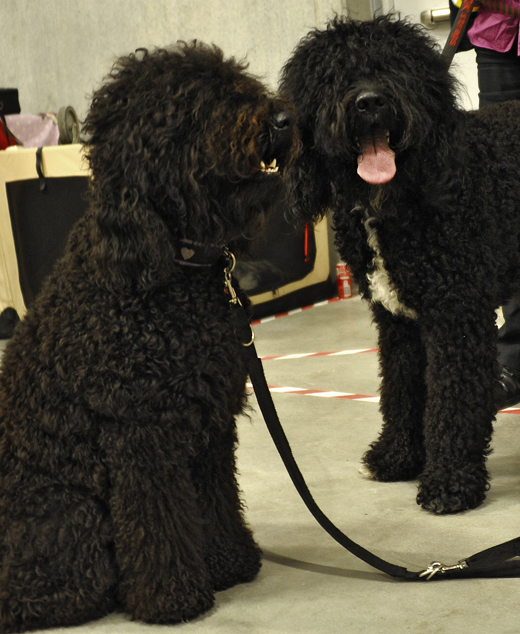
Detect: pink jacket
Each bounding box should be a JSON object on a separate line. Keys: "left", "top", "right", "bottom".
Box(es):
{"left": 454, "top": 0, "right": 520, "bottom": 53}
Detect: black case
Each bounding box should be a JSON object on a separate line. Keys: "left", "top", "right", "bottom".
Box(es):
{"left": 0, "top": 88, "right": 21, "bottom": 115}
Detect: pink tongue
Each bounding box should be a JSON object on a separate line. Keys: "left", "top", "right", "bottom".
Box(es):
{"left": 357, "top": 134, "right": 396, "bottom": 185}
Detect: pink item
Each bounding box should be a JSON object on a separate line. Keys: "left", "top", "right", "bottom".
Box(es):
{"left": 467, "top": 0, "right": 520, "bottom": 53}
{"left": 4, "top": 113, "right": 60, "bottom": 148}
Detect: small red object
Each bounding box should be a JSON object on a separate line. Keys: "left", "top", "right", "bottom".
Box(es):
{"left": 304, "top": 223, "right": 311, "bottom": 263}
{"left": 0, "top": 119, "right": 20, "bottom": 149}
{"left": 336, "top": 262, "right": 353, "bottom": 299}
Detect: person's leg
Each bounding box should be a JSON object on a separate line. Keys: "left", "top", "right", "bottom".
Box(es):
{"left": 475, "top": 44, "right": 520, "bottom": 408}
{"left": 475, "top": 45, "right": 520, "bottom": 108}
{"left": 495, "top": 299, "right": 520, "bottom": 408}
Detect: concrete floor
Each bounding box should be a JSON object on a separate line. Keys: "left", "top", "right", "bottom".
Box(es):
{"left": 6, "top": 296, "right": 520, "bottom": 633}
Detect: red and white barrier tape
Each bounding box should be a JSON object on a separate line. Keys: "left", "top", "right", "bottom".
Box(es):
{"left": 252, "top": 301, "right": 519, "bottom": 414}
{"left": 251, "top": 297, "right": 341, "bottom": 326}
{"left": 247, "top": 383, "right": 378, "bottom": 403}
{"left": 260, "top": 347, "right": 378, "bottom": 362}
{"left": 247, "top": 381, "right": 520, "bottom": 415}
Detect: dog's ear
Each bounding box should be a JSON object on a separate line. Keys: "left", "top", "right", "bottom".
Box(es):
{"left": 83, "top": 49, "right": 200, "bottom": 292}
{"left": 286, "top": 141, "right": 333, "bottom": 225}
{"left": 280, "top": 45, "right": 336, "bottom": 225}
{"left": 87, "top": 182, "right": 178, "bottom": 292}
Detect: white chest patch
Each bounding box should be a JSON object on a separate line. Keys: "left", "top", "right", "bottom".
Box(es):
{"left": 364, "top": 217, "right": 418, "bottom": 320}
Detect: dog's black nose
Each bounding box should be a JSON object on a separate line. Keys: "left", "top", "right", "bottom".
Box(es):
{"left": 267, "top": 110, "right": 295, "bottom": 163}
{"left": 355, "top": 92, "right": 386, "bottom": 114}
{"left": 272, "top": 110, "right": 296, "bottom": 132}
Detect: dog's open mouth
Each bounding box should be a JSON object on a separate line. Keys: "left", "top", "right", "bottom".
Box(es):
{"left": 253, "top": 158, "right": 279, "bottom": 175}
{"left": 356, "top": 131, "right": 396, "bottom": 185}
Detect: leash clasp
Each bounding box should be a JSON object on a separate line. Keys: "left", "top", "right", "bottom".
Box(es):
{"left": 223, "top": 248, "right": 255, "bottom": 347}
{"left": 223, "top": 249, "right": 242, "bottom": 307}
{"left": 419, "top": 559, "right": 468, "bottom": 580}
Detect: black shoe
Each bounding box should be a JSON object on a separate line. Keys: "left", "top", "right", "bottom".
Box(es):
{"left": 495, "top": 365, "right": 520, "bottom": 410}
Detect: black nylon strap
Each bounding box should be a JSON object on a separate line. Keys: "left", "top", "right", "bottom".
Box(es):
{"left": 35, "top": 147, "right": 46, "bottom": 192}
{"left": 171, "top": 237, "right": 224, "bottom": 267}
{"left": 234, "top": 305, "right": 520, "bottom": 580}
{"left": 442, "top": 0, "right": 480, "bottom": 64}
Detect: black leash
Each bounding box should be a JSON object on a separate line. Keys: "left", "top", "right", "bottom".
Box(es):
{"left": 221, "top": 250, "right": 520, "bottom": 580}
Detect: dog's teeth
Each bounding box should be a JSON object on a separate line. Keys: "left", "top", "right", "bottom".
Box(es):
{"left": 257, "top": 158, "right": 279, "bottom": 174}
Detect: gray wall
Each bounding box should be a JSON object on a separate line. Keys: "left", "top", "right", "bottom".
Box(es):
{"left": 2, "top": 0, "right": 347, "bottom": 123}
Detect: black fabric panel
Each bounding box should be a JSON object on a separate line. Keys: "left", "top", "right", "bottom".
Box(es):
{"left": 237, "top": 209, "right": 317, "bottom": 297}
{"left": 6, "top": 176, "right": 89, "bottom": 306}
{"left": 251, "top": 279, "right": 336, "bottom": 320}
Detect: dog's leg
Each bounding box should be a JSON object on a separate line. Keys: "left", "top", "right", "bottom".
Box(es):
{"left": 104, "top": 426, "right": 215, "bottom": 624}
{"left": 190, "top": 425, "right": 262, "bottom": 592}
{"left": 416, "top": 304, "right": 496, "bottom": 514}
{"left": 0, "top": 484, "right": 117, "bottom": 633}
{"left": 362, "top": 304, "right": 427, "bottom": 481}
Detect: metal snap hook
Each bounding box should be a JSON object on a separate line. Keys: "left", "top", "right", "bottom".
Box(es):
{"left": 419, "top": 560, "right": 468, "bottom": 580}
{"left": 223, "top": 249, "right": 242, "bottom": 307}
{"left": 222, "top": 248, "right": 255, "bottom": 347}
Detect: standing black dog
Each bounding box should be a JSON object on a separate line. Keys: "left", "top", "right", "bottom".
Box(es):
{"left": 280, "top": 15, "right": 520, "bottom": 514}
{"left": 0, "top": 43, "right": 297, "bottom": 632}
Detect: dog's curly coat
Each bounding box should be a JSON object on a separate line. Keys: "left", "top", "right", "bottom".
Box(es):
{"left": 0, "top": 43, "right": 297, "bottom": 631}
{"left": 281, "top": 16, "right": 520, "bottom": 514}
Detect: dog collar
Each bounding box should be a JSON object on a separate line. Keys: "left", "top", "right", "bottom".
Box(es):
{"left": 172, "top": 238, "right": 224, "bottom": 267}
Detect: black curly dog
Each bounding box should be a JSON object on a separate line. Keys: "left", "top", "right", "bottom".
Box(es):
{"left": 281, "top": 15, "right": 520, "bottom": 515}
{"left": 0, "top": 43, "right": 297, "bottom": 631}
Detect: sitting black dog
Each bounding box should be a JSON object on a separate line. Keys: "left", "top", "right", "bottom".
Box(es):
{"left": 0, "top": 42, "right": 297, "bottom": 631}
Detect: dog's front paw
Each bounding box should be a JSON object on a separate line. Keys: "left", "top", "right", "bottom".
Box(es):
{"left": 207, "top": 537, "right": 262, "bottom": 592}
{"left": 125, "top": 576, "right": 215, "bottom": 624}
{"left": 362, "top": 437, "right": 424, "bottom": 482}
{"left": 417, "top": 465, "right": 489, "bottom": 514}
